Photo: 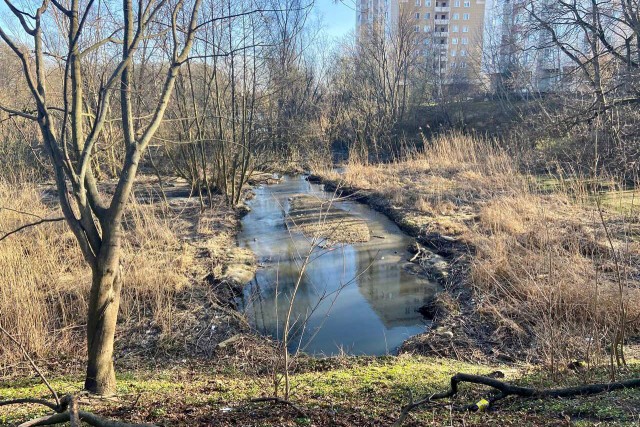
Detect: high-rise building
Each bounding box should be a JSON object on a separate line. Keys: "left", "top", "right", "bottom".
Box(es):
{"left": 487, "top": 0, "right": 632, "bottom": 93}
{"left": 356, "top": 0, "right": 393, "bottom": 34}
{"left": 486, "top": 0, "right": 570, "bottom": 92}
{"left": 356, "top": 0, "right": 487, "bottom": 87}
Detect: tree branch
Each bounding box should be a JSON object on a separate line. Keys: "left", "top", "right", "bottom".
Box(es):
{"left": 394, "top": 373, "right": 640, "bottom": 426}
{"left": 0, "top": 217, "right": 65, "bottom": 242}
{"left": 0, "top": 104, "right": 38, "bottom": 121}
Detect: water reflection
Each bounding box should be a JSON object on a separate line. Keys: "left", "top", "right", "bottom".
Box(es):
{"left": 238, "top": 176, "right": 438, "bottom": 356}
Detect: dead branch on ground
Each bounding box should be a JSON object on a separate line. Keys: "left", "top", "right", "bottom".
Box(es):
{"left": 394, "top": 373, "right": 640, "bottom": 426}
{"left": 0, "top": 326, "right": 156, "bottom": 427}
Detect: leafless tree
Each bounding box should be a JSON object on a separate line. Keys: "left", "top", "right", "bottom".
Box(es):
{"left": 0, "top": 0, "right": 203, "bottom": 395}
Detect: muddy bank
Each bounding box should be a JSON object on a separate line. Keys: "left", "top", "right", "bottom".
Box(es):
{"left": 119, "top": 179, "right": 261, "bottom": 361}
{"left": 309, "top": 174, "right": 509, "bottom": 363}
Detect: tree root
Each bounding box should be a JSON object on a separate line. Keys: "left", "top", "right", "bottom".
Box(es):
{"left": 394, "top": 373, "right": 640, "bottom": 426}
{"left": 0, "top": 395, "right": 156, "bottom": 427}
{"left": 0, "top": 328, "right": 154, "bottom": 426}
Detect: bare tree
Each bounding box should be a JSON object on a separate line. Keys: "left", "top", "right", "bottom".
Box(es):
{"left": 0, "top": 0, "right": 203, "bottom": 395}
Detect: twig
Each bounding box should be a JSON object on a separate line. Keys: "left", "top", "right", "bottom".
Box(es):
{"left": 0, "top": 217, "right": 65, "bottom": 242}
{"left": 0, "top": 325, "right": 60, "bottom": 407}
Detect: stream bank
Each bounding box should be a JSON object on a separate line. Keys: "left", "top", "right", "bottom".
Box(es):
{"left": 307, "top": 174, "right": 507, "bottom": 363}
{"left": 236, "top": 175, "right": 439, "bottom": 356}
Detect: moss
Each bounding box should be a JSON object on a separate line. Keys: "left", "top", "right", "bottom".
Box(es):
{"left": 2, "top": 357, "right": 640, "bottom": 426}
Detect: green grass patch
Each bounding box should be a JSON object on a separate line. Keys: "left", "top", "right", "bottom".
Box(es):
{"left": 2, "top": 356, "right": 640, "bottom": 426}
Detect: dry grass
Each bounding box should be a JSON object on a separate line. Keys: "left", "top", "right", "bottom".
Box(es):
{"left": 335, "top": 132, "right": 640, "bottom": 365}
{"left": 0, "top": 181, "right": 224, "bottom": 373}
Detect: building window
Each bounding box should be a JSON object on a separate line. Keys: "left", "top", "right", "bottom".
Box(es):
{"left": 464, "top": 0, "right": 470, "bottom": 6}
{"left": 460, "top": 49, "right": 466, "bottom": 56}
{"left": 452, "top": 25, "right": 459, "bottom": 32}
{"left": 416, "top": 12, "right": 420, "bottom": 19}
{"left": 462, "top": 26, "right": 469, "bottom": 32}
{"left": 416, "top": 0, "right": 421, "bottom": 5}
{"left": 425, "top": 12, "right": 431, "bottom": 19}
{"left": 424, "top": 25, "right": 430, "bottom": 32}
{"left": 452, "top": 37, "right": 458, "bottom": 44}
{"left": 451, "top": 49, "right": 457, "bottom": 56}
{"left": 425, "top": 0, "right": 431, "bottom": 5}
{"left": 453, "top": 13, "right": 459, "bottom": 19}
{"left": 414, "top": 25, "right": 420, "bottom": 32}
{"left": 460, "top": 62, "right": 467, "bottom": 68}
{"left": 463, "top": 13, "right": 470, "bottom": 20}
{"left": 454, "top": 0, "right": 460, "bottom": 6}
{"left": 461, "top": 37, "right": 468, "bottom": 44}
{"left": 424, "top": 38, "right": 431, "bottom": 44}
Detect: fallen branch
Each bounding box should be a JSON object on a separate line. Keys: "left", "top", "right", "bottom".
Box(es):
{"left": 394, "top": 373, "right": 640, "bottom": 426}
{"left": 17, "top": 410, "right": 157, "bottom": 427}
{"left": 0, "top": 327, "right": 156, "bottom": 427}
{"left": 0, "top": 397, "right": 157, "bottom": 427}
{"left": 0, "top": 398, "right": 61, "bottom": 412}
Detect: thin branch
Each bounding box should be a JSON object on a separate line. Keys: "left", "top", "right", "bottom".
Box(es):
{"left": 0, "top": 104, "right": 38, "bottom": 121}
{"left": 0, "top": 217, "right": 65, "bottom": 242}
{"left": 0, "top": 325, "right": 60, "bottom": 407}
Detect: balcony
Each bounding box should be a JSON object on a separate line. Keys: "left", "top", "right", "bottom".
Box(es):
{"left": 434, "top": 18, "right": 449, "bottom": 25}
{"left": 433, "top": 31, "right": 449, "bottom": 37}
{"left": 434, "top": 6, "right": 450, "bottom": 12}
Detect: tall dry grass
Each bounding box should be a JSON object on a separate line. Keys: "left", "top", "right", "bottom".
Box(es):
{"left": 0, "top": 181, "right": 198, "bottom": 373}
{"left": 339, "top": 132, "right": 640, "bottom": 367}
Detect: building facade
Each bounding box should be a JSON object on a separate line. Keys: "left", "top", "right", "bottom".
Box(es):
{"left": 487, "top": 0, "right": 632, "bottom": 94}
{"left": 356, "top": 0, "right": 487, "bottom": 87}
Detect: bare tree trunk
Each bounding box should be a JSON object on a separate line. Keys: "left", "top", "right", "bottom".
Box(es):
{"left": 85, "top": 265, "right": 122, "bottom": 394}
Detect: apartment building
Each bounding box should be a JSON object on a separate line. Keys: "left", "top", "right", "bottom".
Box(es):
{"left": 487, "top": 0, "right": 571, "bottom": 93}
{"left": 488, "top": 0, "right": 633, "bottom": 94}
{"left": 356, "top": 0, "right": 487, "bottom": 86}
{"left": 356, "top": 0, "right": 393, "bottom": 35}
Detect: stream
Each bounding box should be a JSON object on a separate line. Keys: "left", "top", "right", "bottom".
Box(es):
{"left": 238, "top": 176, "right": 439, "bottom": 356}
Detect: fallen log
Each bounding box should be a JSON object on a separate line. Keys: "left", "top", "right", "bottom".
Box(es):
{"left": 394, "top": 373, "right": 640, "bottom": 426}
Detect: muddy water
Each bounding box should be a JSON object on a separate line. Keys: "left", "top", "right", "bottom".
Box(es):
{"left": 238, "top": 176, "right": 439, "bottom": 356}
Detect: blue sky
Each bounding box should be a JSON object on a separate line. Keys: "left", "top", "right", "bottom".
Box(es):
{"left": 313, "top": 0, "right": 355, "bottom": 40}
{"left": 0, "top": 1, "right": 356, "bottom": 43}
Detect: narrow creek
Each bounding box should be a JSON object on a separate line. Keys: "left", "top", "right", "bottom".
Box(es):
{"left": 238, "top": 175, "right": 439, "bottom": 356}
